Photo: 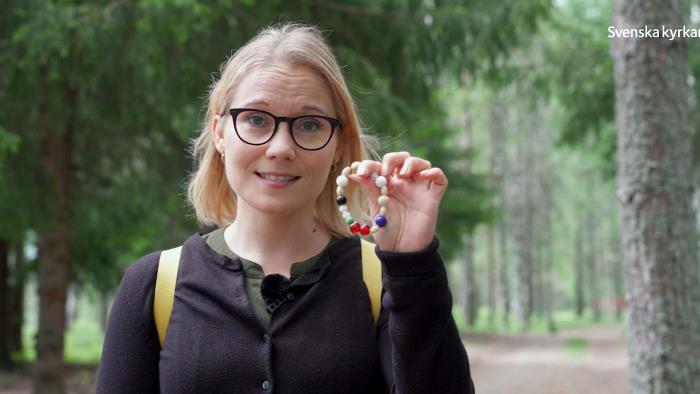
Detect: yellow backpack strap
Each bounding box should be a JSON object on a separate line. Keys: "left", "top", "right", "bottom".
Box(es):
{"left": 360, "top": 239, "right": 382, "bottom": 325}
{"left": 154, "top": 246, "right": 182, "bottom": 347}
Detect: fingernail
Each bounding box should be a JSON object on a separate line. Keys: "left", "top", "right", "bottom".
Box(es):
{"left": 381, "top": 164, "right": 388, "bottom": 176}
{"left": 399, "top": 165, "right": 409, "bottom": 175}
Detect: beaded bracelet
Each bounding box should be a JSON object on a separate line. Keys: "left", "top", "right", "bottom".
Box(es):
{"left": 335, "top": 161, "right": 389, "bottom": 237}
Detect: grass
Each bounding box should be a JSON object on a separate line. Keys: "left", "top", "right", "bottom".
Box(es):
{"left": 564, "top": 338, "right": 589, "bottom": 355}
{"left": 13, "top": 318, "right": 104, "bottom": 364}
{"left": 453, "top": 306, "right": 622, "bottom": 336}
{"left": 10, "top": 301, "right": 620, "bottom": 365}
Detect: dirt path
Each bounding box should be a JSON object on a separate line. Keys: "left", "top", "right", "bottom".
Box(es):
{"left": 1, "top": 324, "right": 627, "bottom": 393}
{"left": 465, "top": 324, "right": 628, "bottom": 394}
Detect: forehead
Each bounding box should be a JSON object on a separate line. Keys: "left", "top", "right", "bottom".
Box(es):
{"left": 231, "top": 64, "right": 336, "bottom": 116}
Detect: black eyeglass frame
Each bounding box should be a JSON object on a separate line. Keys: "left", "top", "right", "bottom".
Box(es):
{"left": 227, "top": 108, "right": 341, "bottom": 151}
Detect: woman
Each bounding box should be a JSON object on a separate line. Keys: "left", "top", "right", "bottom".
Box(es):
{"left": 96, "top": 23, "right": 474, "bottom": 393}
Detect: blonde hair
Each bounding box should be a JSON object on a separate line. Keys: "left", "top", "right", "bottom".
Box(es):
{"left": 186, "top": 22, "right": 380, "bottom": 238}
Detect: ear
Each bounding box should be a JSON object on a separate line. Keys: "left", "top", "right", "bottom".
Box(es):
{"left": 211, "top": 115, "right": 224, "bottom": 153}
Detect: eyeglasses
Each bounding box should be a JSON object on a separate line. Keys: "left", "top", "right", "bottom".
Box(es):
{"left": 228, "top": 108, "right": 340, "bottom": 151}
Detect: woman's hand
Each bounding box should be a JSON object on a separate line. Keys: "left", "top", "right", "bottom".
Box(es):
{"left": 348, "top": 151, "right": 448, "bottom": 253}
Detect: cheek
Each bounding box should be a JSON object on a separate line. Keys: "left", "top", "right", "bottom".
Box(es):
{"left": 223, "top": 147, "right": 257, "bottom": 189}
{"left": 311, "top": 157, "right": 335, "bottom": 190}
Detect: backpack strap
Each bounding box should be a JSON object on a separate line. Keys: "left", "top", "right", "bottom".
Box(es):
{"left": 360, "top": 239, "right": 382, "bottom": 325}
{"left": 154, "top": 239, "right": 383, "bottom": 347}
{"left": 154, "top": 246, "right": 182, "bottom": 346}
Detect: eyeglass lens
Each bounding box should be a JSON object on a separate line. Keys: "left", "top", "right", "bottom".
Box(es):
{"left": 235, "top": 110, "right": 333, "bottom": 150}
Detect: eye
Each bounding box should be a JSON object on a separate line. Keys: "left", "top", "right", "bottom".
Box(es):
{"left": 297, "top": 117, "right": 321, "bottom": 132}
{"left": 248, "top": 115, "right": 267, "bottom": 127}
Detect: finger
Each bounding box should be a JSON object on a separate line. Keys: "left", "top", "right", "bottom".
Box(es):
{"left": 415, "top": 167, "right": 448, "bottom": 195}
{"left": 398, "top": 157, "right": 431, "bottom": 178}
{"left": 355, "top": 159, "right": 382, "bottom": 178}
{"left": 381, "top": 151, "right": 411, "bottom": 176}
{"left": 348, "top": 160, "right": 383, "bottom": 202}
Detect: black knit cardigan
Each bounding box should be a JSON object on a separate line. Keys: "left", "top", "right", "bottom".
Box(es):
{"left": 96, "top": 232, "right": 475, "bottom": 393}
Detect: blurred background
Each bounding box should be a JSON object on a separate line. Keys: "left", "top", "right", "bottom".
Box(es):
{"left": 1, "top": 0, "right": 698, "bottom": 393}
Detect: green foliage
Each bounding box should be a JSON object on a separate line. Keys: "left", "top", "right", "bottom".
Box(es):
{"left": 485, "top": 0, "right": 616, "bottom": 177}
{"left": 0, "top": 0, "right": 550, "bottom": 291}
{"left": 0, "top": 126, "right": 20, "bottom": 162}
{"left": 543, "top": 0, "right": 614, "bottom": 146}
{"left": 525, "top": 0, "right": 700, "bottom": 176}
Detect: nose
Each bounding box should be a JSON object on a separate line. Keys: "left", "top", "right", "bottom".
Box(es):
{"left": 265, "top": 121, "right": 297, "bottom": 161}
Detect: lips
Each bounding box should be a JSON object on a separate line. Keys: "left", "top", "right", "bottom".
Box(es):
{"left": 255, "top": 172, "right": 301, "bottom": 182}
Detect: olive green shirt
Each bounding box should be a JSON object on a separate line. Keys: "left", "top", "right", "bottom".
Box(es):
{"left": 202, "top": 227, "right": 338, "bottom": 329}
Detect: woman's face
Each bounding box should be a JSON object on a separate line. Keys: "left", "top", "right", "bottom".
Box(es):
{"left": 213, "top": 64, "right": 340, "bottom": 218}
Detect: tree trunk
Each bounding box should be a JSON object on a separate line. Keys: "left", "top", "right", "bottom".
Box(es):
{"left": 65, "top": 284, "right": 80, "bottom": 331}
{"left": 489, "top": 95, "right": 510, "bottom": 330}
{"left": 486, "top": 101, "right": 499, "bottom": 325}
{"left": 33, "top": 63, "right": 76, "bottom": 394}
{"left": 574, "top": 223, "right": 585, "bottom": 317}
{"left": 0, "top": 239, "right": 11, "bottom": 368}
{"left": 99, "top": 288, "right": 110, "bottom": 333}
{"left": 513, "top": 140, "right": 533, "bottom": 332}
{"left": 9, "top": 242, "right": 25, "bottom": 355}
{"left": 530, "top": 230, "right": 542, "bottom": 316}
{"left": 458, "top": 81, "right": 478, "bottom": 327}
{"left": 462, "top": 233, "right": 478, "bottom": 326}
{"left": 486, "top": 224, "right": 496, "bottom": 325}
{"left": 612, "top": 0, "right": 700, "bottom": 391}
{"left": 610, "top": 230, "right": 624, "bottom": 321}
{"left": 541, "top": 176, "right": 556, "bottom": 334}
{"left": 585, "top": 205, "right": 601, "bottom": 321}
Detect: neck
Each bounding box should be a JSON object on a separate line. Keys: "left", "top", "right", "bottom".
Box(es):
{"left": 224, "top": 202, "right": 331, "bottom": 275}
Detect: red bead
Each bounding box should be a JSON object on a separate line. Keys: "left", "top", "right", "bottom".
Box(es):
{"left": 350, "top": 222, "right": 361, "bottom": 234}
{"left": 360, "top": 224, "right": 371, "bottom": 236}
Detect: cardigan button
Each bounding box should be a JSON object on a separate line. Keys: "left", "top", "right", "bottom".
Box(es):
{"left": 286, "top": 293, "right": 295, "bottom": 301}
{"left": 261, "top": 380, "right": 270, "bottom": 390}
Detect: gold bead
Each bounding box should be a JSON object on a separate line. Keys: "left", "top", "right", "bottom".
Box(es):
{"left": 378, "top": 195, "right": 389, "bottom": 206}
{"left": 379, "top": 206, "right": 387, "bottom": 215}
{"left": 337, "top": 186, "right": 344, "bottom": 195}
{"left": 370, "top": 225, "right": 380, "bottom": 234}
{"left": 381, "top": 186, "right": 388, "bottom": 195}
{"left": 342, "top": 167, "right": 351, "bottom": 176}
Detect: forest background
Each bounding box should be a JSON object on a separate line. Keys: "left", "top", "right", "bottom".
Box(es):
{"left": 1, "top": 0, "right": 698, "bottom": 393}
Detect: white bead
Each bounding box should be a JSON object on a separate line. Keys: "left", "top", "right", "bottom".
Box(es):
{"left": 356, "top": 164, "right": 367, "bottom": 175}
{"left": 381, "top": 186, "right": 388, "bottom": 195}
{"left": 343, "top": 212, "right": 352, "bottom": 220}
{"left": 337, "top": 186, "right": 344, "bottom": 195}
{"left": 375, "top": 176, "right": 387, "bottom": 188}
{"left": 378, "top": 195, "right": 389, "bottom": 206}
{"left": 336, "top": 175, "right": 349, "bottom": 187}
{"left": 379, "top": 206, "right": 387, "bottom": 215}
{"left": 339, "top": 205, "right": 348, "bottom": 213}
{"left": 370, "top": 172, "right": 378, "bottom": 180}
{"left": 370, "top": 225, "right": 380, "bottom": 234}
{"left": 342, "top": 167, "right": 351, "bottom": 176}
{"left": 351, "top": 161, "right": 361, "bottom": 170}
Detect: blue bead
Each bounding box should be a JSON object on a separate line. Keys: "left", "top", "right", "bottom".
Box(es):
{"left": 374, "top": 215, "right": 387, "bottom": 227}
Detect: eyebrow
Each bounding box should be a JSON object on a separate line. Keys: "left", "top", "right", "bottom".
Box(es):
{"left": 240, "top": 100, "right": 333, "bottom": 116}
